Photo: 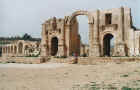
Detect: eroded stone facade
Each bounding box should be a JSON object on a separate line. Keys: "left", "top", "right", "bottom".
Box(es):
{"left": 41, "top": 7, "right": 140, "bottom": 58}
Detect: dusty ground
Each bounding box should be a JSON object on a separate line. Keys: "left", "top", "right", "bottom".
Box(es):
{"left": 0, "top": 62, "right": 140, "bottom": 90}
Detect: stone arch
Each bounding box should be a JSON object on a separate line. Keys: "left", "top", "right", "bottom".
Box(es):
{"left": 103, "top": 33, "right": 114, "bottom": 56}
{"left": 66, "top": 10, "right": 94, "bottom": 56}
{"left": 18, "top": 42, "right": 23, "bottom": 54}
{"left": 67, "top": 10, "right": 93, "bottom": 25}
{"left": 51, "top": 37, "right": 58, "bottom": 56}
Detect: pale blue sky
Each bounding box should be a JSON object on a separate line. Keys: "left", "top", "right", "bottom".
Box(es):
{"left": 0, "top": 0, "right": 139, "bottom": 44}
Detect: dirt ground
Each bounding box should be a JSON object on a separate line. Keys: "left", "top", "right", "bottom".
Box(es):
{"left": 0, "top": 62, "right": 140, "bottom": 90}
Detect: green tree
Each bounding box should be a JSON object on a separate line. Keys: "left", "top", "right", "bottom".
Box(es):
{"left": 22, "top": 33, "right": 32, "bottom": 40}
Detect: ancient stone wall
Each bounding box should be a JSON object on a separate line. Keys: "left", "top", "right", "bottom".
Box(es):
{"left": 41, "top": 7, "right": 140, "bottom": 59}
{"left": 0, "top": 57, "right": 42, "bottom": 64}
{"left": 2, "top": 40, "right": 40, "bottom": 57}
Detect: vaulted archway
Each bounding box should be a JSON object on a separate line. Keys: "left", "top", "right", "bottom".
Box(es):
{"left": 51, "top": 37, "right": 58, "bottom": 56}
{"left": 103, "top": 34, "right": 114, "bottom": 56}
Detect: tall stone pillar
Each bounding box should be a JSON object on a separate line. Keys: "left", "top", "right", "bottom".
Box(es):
{"left": 5, "top": 47, "right": 7, "bottom": 56}
{"left": 58, "top": 27, "right": 65, "bottom": 56}
{"left": 114, "top": 7, "right": 126, "bottom": 56}
{"left": 40, "top": 24, "right": 49, "bottom": 60}
{"left": 15, "top": 46, "right": 18, "bottom": 56}
{"left": 65, "top": 24, "right": 71, "bottom": 56}
{"left": 2, "top": 47, "right": 4, "bottom": 56}
{"left": 124, "top": 8, "right": 134, "bottom": 56}
{"left": 89, "top": 10, "right": 100, "bottom": 57}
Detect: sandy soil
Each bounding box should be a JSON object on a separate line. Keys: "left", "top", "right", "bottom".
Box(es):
{"left": 0, "top": 62, "right": 140, "bottom": 90}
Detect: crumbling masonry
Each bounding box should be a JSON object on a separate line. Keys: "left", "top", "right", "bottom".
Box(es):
{"left": 41, "top": 7, "right": 140, "bottom": 59}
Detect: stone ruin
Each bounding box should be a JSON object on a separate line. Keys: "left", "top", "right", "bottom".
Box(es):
{"left": 41, "top": 7, "right": 140, "bottom": 60}
{"left": 2, "top": 40, "right": 40, "bottom": 57}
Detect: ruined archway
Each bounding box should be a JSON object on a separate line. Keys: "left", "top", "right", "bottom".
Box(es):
{"left": 51, "top": 37, "right": 58, "bottom": 56}
{"left": 18, "top": 42, "right": 23, "bottom": 54}
{"left": 68, "top": 11, "right": 90, "bottom": 24}
{"left": 67, "top": 10, "right": 93, "bottom": 56}
{"left": 103, "top": 34, "right": 114, "bottom": 56}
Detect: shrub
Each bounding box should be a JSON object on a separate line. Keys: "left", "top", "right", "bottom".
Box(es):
{"left": 121, "top": 86, "right": 132, "bottom": 90}
{"left": 60, "top": 56, "right": 67, "bottom": 58}
{"left": 121, "top": 74, "right": 129, "bottom": 77}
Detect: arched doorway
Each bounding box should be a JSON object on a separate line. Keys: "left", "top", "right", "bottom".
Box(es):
{"left": 103, "top": 34, "right": 114, "bottom": 56}
{"left": 51, "top": 37, "right": 58, "bottom": 56}
{"left": 18, "top": 42, "right": 23, "bottom": 54}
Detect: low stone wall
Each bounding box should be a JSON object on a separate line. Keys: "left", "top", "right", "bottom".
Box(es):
{"left": 1, "top": 56, "right": 140, "bottom": 65}
{"left": 49, "top": 57, "right": 140, "bottom": 65}
{"left": 77, "top": 57, "right": 90, "bottom": 65}
{"left": 0, "top": 57, "right": 43, "bottom": 64}
{"left": 50, "top": 57, "right": 73, "bottom": 63}
{"left": 79, "top": 57, "right": 140, "bottom": 65}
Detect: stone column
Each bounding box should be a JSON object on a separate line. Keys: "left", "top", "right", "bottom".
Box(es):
{"left": 40, "top": 23, "right": 49, "bottom": 59}
{"left": 17, "top": 45, "right": 19, "bottom": 56}
{"left": 65, "top": 24, "right": 71, "bottom": 56}
{"left": 5, "top": 46, "right": 8, "bottom": 56}
{"left": 2, "top": 47, "right": 4, "bottom": 53}
{"left": 2, "top": 47, "right": 4, "bottom": 56}
{"left": 8, "top": 46, "right": 10, "bottom": 57}
{"left": 124, "top": 8, "right": 134, "bottom": 56}
{"left": 58, "top": 28, "right": 65, "bottom": 56}
{"left": 21, "top": 43, "right": 24, "bottom": 56}
{"left": 48, "top": 39, "right": 51, "bottom": 56}
{"left": 5, "top": 48, "right": 6, "bottom": 53}
{"left": 89, "top": 10, "right": 100, "bottom": 57}
{"left": 114, "top": 7, "right": 126, "bottom": 56}
{"left": 11, "top": 46, "right": 13, "bottom": 56}
{"left": 17, "top": 46, "right": 18, "bottom": 56}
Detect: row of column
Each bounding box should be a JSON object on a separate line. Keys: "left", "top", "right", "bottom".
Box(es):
{"left": 2, "top": 45, "right": 18, "bottom": 54}
{"left": 2, "top": 44, "right": 24, "bottom": 57}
